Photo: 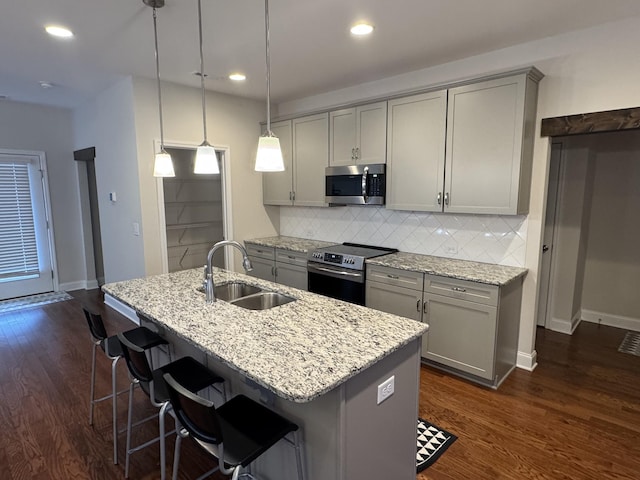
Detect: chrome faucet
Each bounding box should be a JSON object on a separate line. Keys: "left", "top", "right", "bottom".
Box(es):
{"left": 204, "top": 240, "right": 253, "bottom": 304}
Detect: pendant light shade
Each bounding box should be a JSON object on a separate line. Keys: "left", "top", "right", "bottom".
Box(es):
{"left": 255, "top": 0, "right": 284, "bottom": 172}
{"left": 255, "top": 135, "right": 284, "bottom": 172}
{"left": 194, "top": 0, "right": 219, "bottom": 175}
{"left": 145, "top": 0, "right": 175, "bottom": 177}
{"left": 194, "top": 143, "right": 219, "bottom": 174}
{"left": 153, "top": 150, "right": 175, "bottom": 177}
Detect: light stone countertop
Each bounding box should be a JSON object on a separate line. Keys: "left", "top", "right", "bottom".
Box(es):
{"left": 244, "top": 236, "right": 337, "bottom": 253}
{"left": 102, "top": 268, "right": 427, "bottom": 403}
{"left": 367, "top": 252, "right": 527, "bottom": 286}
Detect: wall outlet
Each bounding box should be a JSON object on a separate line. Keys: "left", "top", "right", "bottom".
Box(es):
{"left": 377, "top": 375, "right": 395, "bottom": 405}
{"left": 132, "top": 222, "right": 140, "bottom": 236}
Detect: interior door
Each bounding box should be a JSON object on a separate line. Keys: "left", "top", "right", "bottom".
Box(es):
{"left": 537, "top": 142, "right": 563, "bottom": 327}
{"left": 0, "top": 152, "right": 55, "bottom": 300}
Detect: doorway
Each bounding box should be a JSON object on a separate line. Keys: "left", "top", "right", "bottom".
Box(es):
{"left": 74, "top": 147, "right": 105, "bottom": 287}
{"left": 0, "top": 150, "right": 56, "bottom": 300}
{"left": 159, "top": 145, "right": 230, "bottom": 273}
{"left": 537, "top": 142, "right": 562, "bottom": 327}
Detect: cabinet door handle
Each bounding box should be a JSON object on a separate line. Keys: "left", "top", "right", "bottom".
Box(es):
{"left": 444, "top": 192, "right": 450, "bottom": 206}
{"left": 452, "top": 286, "right": 467, "bottom": 293}
{"left": 437, "top": 192, "right": 442, "bottom": 205}
{"left": 272, "top": 266, "right": 277, "bottom": 277}
{"left": 386, "top": 274, "right": 399, "bottom": 280}
{"left": 355, "top": 147, "right": 360, "bottom": 159}
{"left": 416, "top": 299, "right": 421, "bottom": 312}
{"left": 423, "top": 300, "right": 428, "bottom": 315}
{"left": 292, "top": 191, "right": 295, "bottom": 201}
{"left": 351, "top": 147, "right": 355, "bottom": 160}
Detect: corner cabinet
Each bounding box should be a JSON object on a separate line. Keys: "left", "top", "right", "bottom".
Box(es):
{"left": 263, "top": 113, "right": 328, "bottom": 207}
{"left": 245, "top": 243, "right": 308, "bottom": 291}
{"left": 329, "top": 102, "right": 387, "bottom": 166}
{"left": 365, "top": 264, "right": 523, "bottom": 388}
{"left": 386, "top": 69, "right": 542, "bottom": 214}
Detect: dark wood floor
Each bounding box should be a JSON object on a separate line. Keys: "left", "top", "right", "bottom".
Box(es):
{"left": 1, "top": 290, "right": 639, "bottom": 479}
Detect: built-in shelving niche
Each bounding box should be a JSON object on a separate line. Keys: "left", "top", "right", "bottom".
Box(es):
{"left": 163, "top": 147, "right": 224, "bottom": 273}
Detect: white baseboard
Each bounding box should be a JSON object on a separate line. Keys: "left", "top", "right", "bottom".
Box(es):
{"left": 59, "top": 279, "right": 99, "bottom": 292}
{"left": 549, "top": 310, "right": 581, "bottom": 335}
{"left": 582, "top": 309, "right": 640, "bottom": 332}
{"left": 104, "top": 294, "right": 139, "bottom": 325}
{"left": 516, "top": 350, "right": 537, "bottom": 371}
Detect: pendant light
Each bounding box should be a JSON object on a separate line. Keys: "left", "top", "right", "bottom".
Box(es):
{"left": 145, "top": 0, "right": 175, "bottom": 177}
{"left": 255, "top": 0, "right": 284, "bottom": 172}
{"left": 193, "top": 0, "right": 219, "bottom": 174}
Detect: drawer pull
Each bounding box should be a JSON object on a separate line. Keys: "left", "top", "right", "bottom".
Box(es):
{"left": 387, "top": 274, "right": 400, "bottom": 279}
{"left": 287, "top": 255, "right": 296, "bottom": 259}
{"left": 452, "top": 286, "right": 467, "bottom": 293}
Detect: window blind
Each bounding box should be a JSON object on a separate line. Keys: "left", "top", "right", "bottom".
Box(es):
{"left": 0, "top": 162, "right": 39, "bottom": 281}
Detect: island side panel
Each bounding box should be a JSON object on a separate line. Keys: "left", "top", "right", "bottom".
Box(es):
{"left": 341, "top": 338, "right": 422, "bottom": 480}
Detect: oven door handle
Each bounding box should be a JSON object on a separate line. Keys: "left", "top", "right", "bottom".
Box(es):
{"left": 307, "top": 263, "right": 364, "bottom": 281}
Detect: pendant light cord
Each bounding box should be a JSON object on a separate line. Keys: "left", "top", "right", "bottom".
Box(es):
{"left": 264, "top": 0, "right": 272, "bottom": 136}
{"left": 197, "top": 0, "right": 208, "bottom": 144}
{"left": 152, "top": 7, "right": 166, "bottom": 151}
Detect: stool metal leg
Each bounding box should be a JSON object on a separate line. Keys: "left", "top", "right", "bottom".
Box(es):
{"left": 293, "top": 429, "right": 305, "bottom": 480}
{"left": 89, "top": 342, "right": 98, "bottom": 425}
{"left": 111, "top": 356, "right": 119, "bottom": 464}
{"left": 171, "top": 430, "right": 183, "bottom": 480}
{"left": 125, "top": 382, "right": 135, "bottom": 479}
{"left": 159, "top": 402, "right": 170, "bottom": 480}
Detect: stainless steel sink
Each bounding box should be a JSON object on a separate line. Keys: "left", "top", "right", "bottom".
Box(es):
{"left": 230, "top": 292, "right": 296, "bottom": 310}
{"left": 196, "top": 282, "right": 262, "bottom": 302}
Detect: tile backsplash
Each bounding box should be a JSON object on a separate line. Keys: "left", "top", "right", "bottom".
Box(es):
{"left": 280, "top": 206, "right": 527, "bottom": 267}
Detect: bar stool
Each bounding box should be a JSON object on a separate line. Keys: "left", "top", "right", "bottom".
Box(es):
{"left": 164, "top": 372, "right": 305, "bottom": 480}
{"left": 83, "top": 307, "right": 168, "bottom": 465}
{"left": 117, "top": 332, "right": 226, "bottom": 480}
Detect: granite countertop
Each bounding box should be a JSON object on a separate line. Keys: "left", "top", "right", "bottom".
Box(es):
{"left": 367, "top": 252, "right": 527, "bottom": 286}
{"left": 244, "top": 236, "right": 337, "bottom": 253}
{"left": 102, "top": 268, "right": 427, "bottom": 403}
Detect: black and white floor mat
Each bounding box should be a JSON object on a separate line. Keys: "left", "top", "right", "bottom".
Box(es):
{"left": 417, "top": 418, "right": 457, "bottom": 472}
{"left": 618, "top": 332, "right": 640, "bottom": 356}
{"left": 0, "top": 291, "right": 73, "bottom": 314}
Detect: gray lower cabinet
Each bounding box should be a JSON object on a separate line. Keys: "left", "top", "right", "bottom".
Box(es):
{"left": 366, "top": 264, "right": 522, "bottom": 387}
{"left": 245, "top": 243, "right": 308, "bottom": 290}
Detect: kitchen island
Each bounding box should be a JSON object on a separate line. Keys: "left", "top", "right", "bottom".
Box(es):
{"left": 103, "top": 267, "right": 428, "bottom": 480}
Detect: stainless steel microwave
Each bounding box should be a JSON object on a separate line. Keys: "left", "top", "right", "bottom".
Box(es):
{"left": 325, "top": 164, "right": 386, "bottom": 206}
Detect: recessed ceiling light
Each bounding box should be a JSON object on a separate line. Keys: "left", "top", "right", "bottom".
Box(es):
{"left": 39, "top": 81, "right": 54, "bottom": 89}
{"left": 45, "top": 25, "right": 74, "bottom": 38}
{"left": 350, "top": 22, "right": 374, "bottom": 36}
{"left": 229, "top": 73, "right": 246, "bottom": 81}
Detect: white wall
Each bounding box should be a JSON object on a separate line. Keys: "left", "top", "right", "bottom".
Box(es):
{"left": 73, "top": 77, "right": 146, "bottom": 284}
{"left": 276, "top": 15, "right": 640, "bottom": 367}
{"left": 131, "top": 77, "right": 279, "bottom": 275}
{"left": 0, "top": 100, "right": 84, "bottom": 288}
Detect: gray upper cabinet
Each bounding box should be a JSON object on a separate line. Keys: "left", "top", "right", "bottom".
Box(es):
{"left": 262, "top": 120, "right": 293, "bottom": 205}
{"left": 386, "top": 69, "right": 541, "bottom": 215}
{"left": 444, "top": 71, "right": 541, "bottom": 214}
{"left": 293, "top": 113, "right": 329, "bottom": 206}
{"left": 263, "top": 114, "right": 328, "bottom": 207}
{"left": 386, "top": 90, "right": 448, "bottom": 211}
{"left": 329, "top": 102, "right": 387, "bottom": 166}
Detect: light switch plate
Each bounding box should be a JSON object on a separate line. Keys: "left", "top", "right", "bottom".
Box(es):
{"left": 377, "top": 375, "right": 395, "bottom": 404}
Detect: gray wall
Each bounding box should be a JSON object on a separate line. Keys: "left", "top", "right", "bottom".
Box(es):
{"left": 0, "top": 101, "right": 84, "bottom": 288}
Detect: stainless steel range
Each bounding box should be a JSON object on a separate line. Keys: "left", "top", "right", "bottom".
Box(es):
{"left": 307, "top": 243, "right": 397, "bottom": 305}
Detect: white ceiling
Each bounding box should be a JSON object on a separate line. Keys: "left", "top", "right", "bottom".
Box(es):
{"left": 3, "top": 0, "right": 640, "bottom": 109}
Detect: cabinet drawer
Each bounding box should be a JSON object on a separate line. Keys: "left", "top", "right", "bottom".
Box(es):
{"left": 424, "top": 275, "right": 498, "bottom": 306}
{"left": 245, "top": 243, "right": 275, "bottom": 260}
{"left": 366, "top": 265, "right": 423, "bottom": 291}
{"left": 275, "top": 249, "right": 308, "bottom": 267}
